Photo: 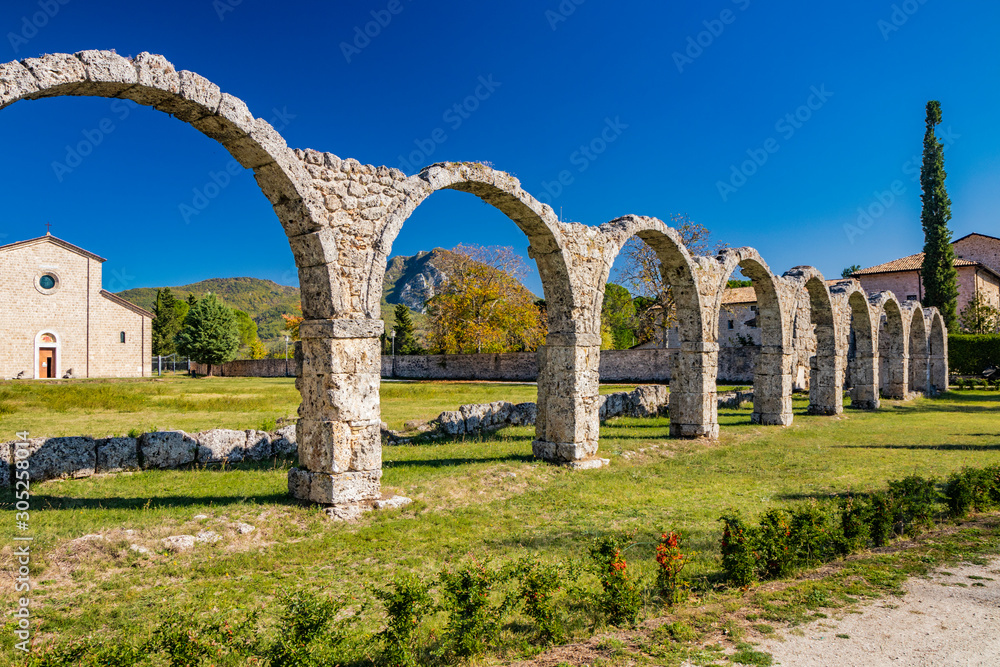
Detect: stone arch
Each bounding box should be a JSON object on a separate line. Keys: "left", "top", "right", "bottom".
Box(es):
{"left": 783, "top": 267, "right": 842, "bottom": 415}
{"left": 597, "top": 215, "right": 718, "bottom": 438}
{"left": 712, "top": 248, "right": 796, "bottom": 426}
{"left": 372, "top": 162, "right": 573, "bottom": 329}
{"left": 366, "top": 161, "right": 587, "bottom": 465}
{"left": 927, "top": 308, "right": 948, "bottom": 392}
{"left": 830, "top": 281, "right": 879, "bottom": 410}
{"left": 907, "top": 303, "right": 930, "bottom": 394}
{"left": 876, "top": 294, "right": 909, "bottom": 398}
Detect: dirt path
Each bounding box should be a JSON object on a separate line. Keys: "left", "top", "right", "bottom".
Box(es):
{"left": 757, "top": 557, "right": 1000, "bottom": 666}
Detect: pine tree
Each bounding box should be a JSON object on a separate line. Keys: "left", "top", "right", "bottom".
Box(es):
{"left": 393, "top": 303, "right": 422, "bottom": 355}
{"left": 175, "top": 293, "right": 240, "bottom": 376}
{"left": 151, "top": 288, "right": 182, "bottom": 356}
{"left": 919, "top": 100, "right": 959, "bottom": 331}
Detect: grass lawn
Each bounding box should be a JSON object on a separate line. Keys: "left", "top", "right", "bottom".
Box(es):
{"left": 0, "top": 375, "right": 746, "bottom": 436}
{"left": 1, "top": 383, "right": 999, "bottom": 664}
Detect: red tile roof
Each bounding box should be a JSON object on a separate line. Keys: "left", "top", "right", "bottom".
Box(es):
{"left": 852, "top": 251, "right": 979, "bottom": 276}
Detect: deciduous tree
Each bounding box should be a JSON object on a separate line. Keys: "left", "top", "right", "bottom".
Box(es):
{"left": 959, "top": 292, "right": 1000, "bottom": 334}
{"left": 614, "top": 215, "right": 724, "bottom": 347}
{"left": 427, "top": 245, "right": 546, "bottom": 354}
{"left": 919, "top": 100, "right": 959, "bottom": 331}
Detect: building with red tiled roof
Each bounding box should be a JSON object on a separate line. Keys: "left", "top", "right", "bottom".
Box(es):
{"left": 849, "top": 233, "right": 1000, "bottom": 314}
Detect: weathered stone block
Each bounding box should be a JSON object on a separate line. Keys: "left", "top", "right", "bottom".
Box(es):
{"left": 196, "top": 429, "right": 248, "bottom": 463}
{"left": 438, "top": 411, "right": 466, "bottom": 435}
{"left": 0, "top": 61, "right": 40, "bottom": 108}
{"left": 22, "top": 53, "right": 87, "bottom": 96}
{"left": 76, "top": 50, "right": 137, "bottom": 95}
{"left": 244, "top": 431, "right": 273, "bottom": 460}
{"left": 288, "top": 468, "right": 382, "bottom": 504}
{"left": 0, "top": 442, "right": 10, "bottom": 488}
{"left": 271, "top": 425, "right": 298, "bottom": 457}
{"left": 296, "top": 419, "right": 381, "bottom": 473}
{"left": 17, "top": 437, "right": 96, "bottom": 481}
{"left": 140, "top": 431, "right": 197, "bottom": 469}
{"left": 300, "top": 335, "right": 380, "bottom": 375}
{"left": 96, "top": 437, "right": 139, "bottom": 473}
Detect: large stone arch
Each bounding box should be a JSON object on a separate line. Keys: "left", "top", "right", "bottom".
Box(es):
{"left": 876, "top": 294, "right": 909, "bottom": 399}
{"left": 783, "top": 267, "right": 843, "bottom": 415}
{"left": 597, "top": 216, "right": 719, "bottom": 438}
{"left": 830, "top": 281, "right": 879, "bottom": 410}
{"left": 712, "top": 248, "right": 797, "bottom": 426}
{"left": 907, "top": 303, "right": 930, "bottom": 394}
{"left": 369, "top": 162, "right": 590, "bottom": 466}
{"left": 0, "top": 51, "right": 380, "bottom": 506}
{"left": 927, "top": 308, "right": 948, "bottom": 392}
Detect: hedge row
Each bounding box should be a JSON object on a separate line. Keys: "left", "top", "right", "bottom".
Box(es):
{"left": 948, "top": 334, "right": 1000, "bottom": 375}
{"left": 720, "top": 465, "right": 1000, "bottom": 587}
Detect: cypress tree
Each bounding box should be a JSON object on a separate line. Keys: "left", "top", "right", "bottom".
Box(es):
{"left": 393, "top": 303, "right": 421, "bottom": 355}
{"left": 152, "top": 288, "right": 181, "bottom": 356}
{"left": 919, "top": 100, "right": 959, "bottom": 331}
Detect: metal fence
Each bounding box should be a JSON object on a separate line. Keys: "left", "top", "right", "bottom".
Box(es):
{"left": 150, "top": 356, "right": 192, "bottom": 375}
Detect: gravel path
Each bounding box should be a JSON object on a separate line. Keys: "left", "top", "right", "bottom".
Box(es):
{"left": 757, "top": 557, "right": 1000, "bottom": 666}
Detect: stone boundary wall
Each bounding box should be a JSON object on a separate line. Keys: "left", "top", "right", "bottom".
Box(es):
{"left": 2, "top": 426, "right": 298, "bottom": 486}
{"left": 193, "top": 347, "right": 758, "bottom": 384}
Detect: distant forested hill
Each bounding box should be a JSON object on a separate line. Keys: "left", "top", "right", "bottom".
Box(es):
{"left": 117, "top": 278, "right": 300, "bottom": 340}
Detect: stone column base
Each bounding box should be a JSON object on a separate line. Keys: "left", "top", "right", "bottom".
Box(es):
{"left": 669, "top": 423, "right": 720, "bottom": 439}
{"left": 751, "top": 411, "right": 794, "bottom": 426}
{"left": 288, "top": 467, "right": 381, "bottom": 504}
{"left": 847, "top": 398, "right": 880, "bottom": 410}
{"left": 806, "top": 405, "right": 839, "bottom": 416}
{"left": 532, "top": 439, "right": 599, "bottom": 464}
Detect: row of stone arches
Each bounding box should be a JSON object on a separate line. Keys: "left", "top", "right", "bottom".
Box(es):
{"left": 0, "top": 51, "right": 949, "bottom": 508}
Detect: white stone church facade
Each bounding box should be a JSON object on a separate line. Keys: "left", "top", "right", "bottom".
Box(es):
{"left": 0, "top": 234, "right": 152, "bottom": 379}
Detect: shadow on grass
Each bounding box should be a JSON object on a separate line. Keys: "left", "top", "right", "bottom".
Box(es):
{"left": 841, "top": 443, "right": 1000, "bottom": 451}
{"left": 17, "top": 492, "right": 297, "bottom": 511}
{"left": 385, "top": 454, "right": 535, "bottom": 468}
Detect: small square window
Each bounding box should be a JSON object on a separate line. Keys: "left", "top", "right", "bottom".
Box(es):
{"left": 727, "top": 320, "right": 734, "bottom": 330}
{"left": 906, "top": 295, "right": 918, "bottom": 301}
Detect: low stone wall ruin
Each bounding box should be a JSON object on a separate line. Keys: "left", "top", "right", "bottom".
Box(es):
{"left": 386, "top": 386, "right": 753, "bottom": 442}
{"left": 3, "top": 426, "right": 298, "bottom": 486}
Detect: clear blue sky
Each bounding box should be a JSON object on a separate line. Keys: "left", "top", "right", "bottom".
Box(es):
{"left": 0, "top": 0, "right": 997, "bottom": 295}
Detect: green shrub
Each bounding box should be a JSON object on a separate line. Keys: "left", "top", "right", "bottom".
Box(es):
{"left": 868, "top": 492, "right": 897, "bottom": 547}
{"left": 438, "top": 559, "right": 511, "bottom": 657}
{"left": 372, "top": 574, "right": 433, "bottom": 667}
{"left": 589, "top": 535, "right": 643, "bottom": 627}
{"left": 944, "top": 467, "right": 999, "bottom": 518}
{"left": 948, "top": 334, "right": 1000, "bottom": 375}
{"left": 264, "top": 590, "right": 346, "bottom": 667}
{"left": 788, "top": 504, "right": 841, "bottom": 566}
{"left": 754, "top": 509, "right": 793, "bottom": 579}
{"left": 655, "top": 531, "right": 691, "bottom": 606}
{"left": 510, "top": 556, "right": 565, "bottom": 643}
{"left": 838, "top": 494, "right": 872, "bottom": 554}
{"left": 887, "top": 476, "right": 940, "bottom": 537}
{"left": 719, "top": 513, "right": 758, "bottom": 587}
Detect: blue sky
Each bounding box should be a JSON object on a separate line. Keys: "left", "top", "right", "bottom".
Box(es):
{"left": 0, "top": 0, "right": 997, "bottom": 296}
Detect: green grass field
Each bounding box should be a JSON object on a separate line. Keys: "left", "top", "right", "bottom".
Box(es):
{"left": 0, "top": 376, "right": 656, "bottom": 437}
{"left": 1, "top": 381, "right": 999, "bottom": 665}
